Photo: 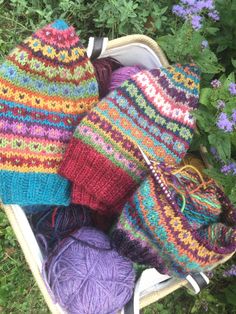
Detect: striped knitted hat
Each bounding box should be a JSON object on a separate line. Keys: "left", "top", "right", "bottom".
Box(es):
{"left": 59, "top": 64, "right": 200, "bottom": 215}
{"left": 111, "top": 165, "right": 236, "bottom": 277}
{"left": 0, "top": 20, "right": 99, "bottom": 206}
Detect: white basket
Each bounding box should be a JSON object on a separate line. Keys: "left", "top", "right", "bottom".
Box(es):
{"left": 2, "top": 35, "right": 232, "bottom": 314}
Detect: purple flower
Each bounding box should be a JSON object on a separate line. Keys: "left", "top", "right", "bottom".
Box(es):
{"left": 221, "top": 164, "right": 231, "bottom": 174}
{"left": 211, "top": 79, "right": 221, "bottom": 88}
{"left": 181, "top": 0, "right": 196, "bottom": 5}
{"left": 201, "top": 40, "right": 209, "bottom": 49}
{"left": 232, "top": 110, "right": 236, "bottom": 123}
{"left": 217, "top": 100, "right": 225, "bottom": 110}
{"left": 172, "top": 0, "right": 219, "bottom": 29}
{"left": 223, "top": 264, "right": 236, "bottom": 277}
{"left": 194, "top": 0, "right": 214, "bottom": 11}
{"left": 216, "top": 112, "right": 234, "bottom": 132}
{"left": 210, "top": 146, "right": 217, "bottom": 156}
{"left": 229, "top": 83, "right": 236, "bottom": 95}
{"left": 221, "top": 163, "right": 236, "bottom": 175}
{"left": 191, "top": 15, "right": 202, "bottom": 30}
{"left": 208, "top": 10, "right": 220, "bottom": 21}
{"left": 172, "top": 5, "right": 187, "bottom": 17}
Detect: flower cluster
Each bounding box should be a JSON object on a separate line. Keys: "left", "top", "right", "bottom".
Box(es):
{"left": 216, "top": 112, "right": 234, "bottom": 133}
{"left": 229, "top": 82, "right": 236, "bottom": 95}
{"left": 211, "top": 79, "right": 221, "bottom": 88}
{"left": 221, "top": 163, "right": 236, "bottom": 175}
{"left": 214, "top": 80, "right": 236, "bottom": 133}
{"left": 172, "top": 0, "right": 219, "bottom": 30}
{"left": 223, "top": 264, "right": 236, "bottom": 277}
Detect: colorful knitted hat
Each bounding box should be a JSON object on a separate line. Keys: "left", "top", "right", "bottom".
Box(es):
{"left": 111, "top": 161, "right": 236, "bottom": 277}
{"left": 59, "top": 64, "right": 200, "bottom": 214}
{"left": 0, "top": 20, "right": 99, "bottom": 205}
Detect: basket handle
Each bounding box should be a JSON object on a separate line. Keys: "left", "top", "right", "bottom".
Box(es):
{"left": 87, "top": 37, "right": 108, "bottom": 60}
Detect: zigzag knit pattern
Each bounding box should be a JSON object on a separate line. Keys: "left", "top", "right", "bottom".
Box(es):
{"left": 0, "top": 20, "right": 99, "bottom": 205}
{"left": 111, "top": 173, "right": 236, "bottom": 277}
{"left": 60, "top": 64, "right": 200, "bottom": 214}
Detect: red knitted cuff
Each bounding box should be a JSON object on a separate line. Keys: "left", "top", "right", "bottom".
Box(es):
{"left": 59, "top": 138, "right": 136, "bottom": 213}
{"left": 72, "top": 185, "right": 109, "bottom": 213}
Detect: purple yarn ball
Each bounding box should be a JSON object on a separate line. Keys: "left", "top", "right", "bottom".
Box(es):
{"left": 44, "top": 227, "right": 135, "bottom": 314}
{"left": 109, "top": 65, "right": 144, "bottom": 91}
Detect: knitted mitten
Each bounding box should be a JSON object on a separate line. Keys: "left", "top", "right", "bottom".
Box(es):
{"left": 59, "top": 64, "right": 200, "bottom": 214}
{"left": 111, "top": 167, "right": 236, "bottom": 277}
{"left": 0, "top": 20, "right": 99, "bottom": 205}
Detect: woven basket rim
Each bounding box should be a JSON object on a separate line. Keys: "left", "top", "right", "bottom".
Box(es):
{"left": 107, "top": 34, "right": 169, "bottom": 67}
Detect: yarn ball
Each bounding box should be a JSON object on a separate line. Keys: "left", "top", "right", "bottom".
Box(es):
{"left": 109, "top": 65, "right": 144, "bottom": 91}
{"left": 27, "top": 205, "right": 92, "bottom": 254}
{"left": 92, "top": 57, "right": 123, "bottom": 99}
{"left": 44, "top": 227, "right": 135, "bottom": 314}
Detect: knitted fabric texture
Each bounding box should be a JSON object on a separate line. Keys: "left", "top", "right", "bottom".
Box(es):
{"left": 111, "top": 167, "right": 236, "bottom": 277}
{"left": 0, "top": 20, "right": 99, "bottom": 205}
{"left": 59, "top": 64, "right": 200, "bottom": 214}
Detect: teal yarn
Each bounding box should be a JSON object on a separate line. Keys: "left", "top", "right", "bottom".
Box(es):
{"left": 0, "top": 171, "right": 71, "bottom": 206}
{"left": 51, "top": 19, "right": 69, "bottom": 30}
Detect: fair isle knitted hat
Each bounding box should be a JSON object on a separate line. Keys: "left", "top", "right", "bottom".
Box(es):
{"left": 0, "top": 20, "right": 99, "bottom": 205}
{"left": 59, "top": 64, "right": 200, "bottom": 215}
{"left": 111, "top": 166, "right": 236, "bottom": 277}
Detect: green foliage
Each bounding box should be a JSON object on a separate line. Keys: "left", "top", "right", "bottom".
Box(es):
{"left": 192, "top": 72, "right": 236, "bottom": 204}
{"left": 0, "top": 210, "right": 49, "bottom": 313}
{"left": 158, "top": 22, "right": 223, "bottom": 74}
{"left": 158, "top": 1, "right": 236, "bottom": 206}
{"left": 0, "top": 0, "right": 171, "bottom": 61}
{"left": 0, "top": 0, "right": 235, "bottom": 313}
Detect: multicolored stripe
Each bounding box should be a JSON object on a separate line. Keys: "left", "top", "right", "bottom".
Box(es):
{"left": 74, "top": 65, "right": 199, "bottom": 181}
{"left": 112, "top": 172, "right": 236, "bottom": 277}
{"left": 0, "top": 20, "right": 99, "bottom": 205}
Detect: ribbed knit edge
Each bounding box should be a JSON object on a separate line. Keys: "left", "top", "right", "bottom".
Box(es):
{"left": 0, "top": 170, "right": 71, "bottom": 206}
{"left": 72, "top": 185, "right": 110, "bottom": 213}
{"left": 59, "top": 138, "right": 138, "bottom": 213}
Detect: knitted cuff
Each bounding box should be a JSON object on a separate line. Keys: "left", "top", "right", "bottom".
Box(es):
{"left": 60, "top": 64, "right": 200, "bottom": 214}
{"left": 59, "top": 138, "right": 138, "bottom": 212}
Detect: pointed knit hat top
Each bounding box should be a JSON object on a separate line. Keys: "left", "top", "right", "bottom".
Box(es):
{"left": 0, "top": 20, "right": 99, "bottom": 206}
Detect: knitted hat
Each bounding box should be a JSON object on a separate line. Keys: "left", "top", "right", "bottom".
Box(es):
{"left": 59, "top": 64, "right": 200, "bottom": 214}
{"left": 0, "top": 20, "right": 99, "bottom": 205}
{"left": 111, "top": 164, "right": 236, "bottom": 277}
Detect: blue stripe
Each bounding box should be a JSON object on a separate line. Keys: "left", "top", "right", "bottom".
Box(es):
{"left": 0, "top": 61, "right": 98, "bottom": 98}
{"left": 0, "top": 99, "right": 77, "bottom": 118}
{"left": 125, "top": 180, "right": 200, "bottom": 271}
{"left": 0, "top": 170, "right": 71, "bottom": 206}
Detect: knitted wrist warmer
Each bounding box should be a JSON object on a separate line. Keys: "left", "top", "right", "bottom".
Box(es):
{"left": 0, "top": 19, "right": 99, "bottom": 206}
{"left": 59, "top": 64, "right": 200, "bottom": 214}
{"left": 111, "top": 167, "right": 236, "bottom": 277}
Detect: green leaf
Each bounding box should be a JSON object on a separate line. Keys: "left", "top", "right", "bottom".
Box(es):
{"left": 224, "top": 284, "right": 236, "bottom": 305}
{"left": 200, "top": 88, "right": 212, "bottom": 106}
{"left": 231, "top": 58, "right": 236, "bottom": 68}
{"left": 223, "top": 72, "right": 235, "bottom": 89}
{"left": 208, "top": 133, "right": 231, "bottom": 161}
{"left": 194, "top": 49, "right": 223, "bottom": 74}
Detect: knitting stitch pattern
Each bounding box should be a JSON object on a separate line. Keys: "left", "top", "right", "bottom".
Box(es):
{"left": 75, "top": 65, "right": 198, "bottom": 177}
{"left": 0, "top": 20, "right": 99, "bottom": 205}
{"left": 59, "top": 64, "right": 200, "bottom": 212}
{"left": 112, "top": 172, "right": 236, "bottom": 277}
